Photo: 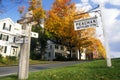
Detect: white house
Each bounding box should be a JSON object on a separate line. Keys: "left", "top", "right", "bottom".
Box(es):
{"left": 45, "top": 40, "right": 67, "bottom": 60}
{"left": 0, "top": 18, "right": 22, "bottom": 57}
{"left": 45, "top": 40, "right": 82, "bottom": 61}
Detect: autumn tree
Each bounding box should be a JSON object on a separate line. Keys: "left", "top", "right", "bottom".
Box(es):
{"left": 28, "top": 0, "right": 47, "bottom": 60}
{"left": 45, "top": 0, "right": 76, "bottom": 47}
{"left": 76, "top": 27, "right": 106, "bottom": 59}
{"left": 45, "top": 0, "right": 76, "bottom": 59}
{"left": 45, "top": 0, "right": 91, "bottom": 59}
{"left": 28, "top": 0, "right": 45, "bottom": 23}
{"left": 45, "top": 0, "right": 106, "bottom": 60}
{"left": 74, "top": 9, "right": 106, "bottom": 59}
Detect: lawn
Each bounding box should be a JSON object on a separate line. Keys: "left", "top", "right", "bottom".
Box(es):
{"left": 0, "top": 58, "right": 120, "bottom": 80}
{"left": 0, "top": 59, "right": 55, "bottom": 67}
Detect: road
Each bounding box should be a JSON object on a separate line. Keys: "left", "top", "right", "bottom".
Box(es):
{"left": 0, "top": 61, "right": 84, "bottom": 77}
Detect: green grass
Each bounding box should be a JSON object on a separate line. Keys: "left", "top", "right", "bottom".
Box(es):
{"left": 0, "top": 58, "right": 120, "bottom": 80}
{"left": 0, "top": 59, "right": 54, "bottom": 67}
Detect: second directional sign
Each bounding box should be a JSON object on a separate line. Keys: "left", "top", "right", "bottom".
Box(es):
{"left": 31, "top": 32, "right": 38, "bottom": 38}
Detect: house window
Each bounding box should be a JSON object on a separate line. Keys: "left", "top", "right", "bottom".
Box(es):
{"left": 48, "top": 52, "right": 51, "bottom": 57}
{"left": 9, "top": 25, "right": 11, "bottom": 31}
{"left": 0, "top": 34, "right": 2, "bottom": 40}
{"left": 13, "top": 37, "right": 16, "bottom": 43}
{"left": 0, "top": 45, "right": 3, "bottom": 52}
{"left": 55, "top": 52, "right": 62, "bottom": 58}
{"left": 3, "top": 23, "right": 12, "bottom": 31}
{"left": 3, "top": 23, "right": 6, "bottom": 29}
{"left": 50, "top": 45, "right": 52, "bottom": 49}
{"left": 87, "top": 21, "right": 90, "bottom": 24}
{"left": 12, "top": 49, "right": 15, "bottom": 54}
{"left": 0, "top": 46, "right": 7, "bottom": 53}
{"left": 60, "top": 46, "right": 64, "bottom": 50}
{"left": 72, "top": 54, "right": 77, "bottom": 58}
{"left": 90, "top": 20, "right": 93, "bottom": 23}
{"left": 55, "top": 45, "right": 59, "bottom": 49}
{"left": 4, "top": 46, "right": 7, "bottom": 53}
{"left": 1, "top": 34, "right": 9, "bottom": 41}
{"left": 11, "top": 46, "right": 18, "bottom": 55}
{"left": 72, "top": 50, "right": 76, "bottom": 53}
{"left": 6, "top": 36, "right": 9, "bottom": 41}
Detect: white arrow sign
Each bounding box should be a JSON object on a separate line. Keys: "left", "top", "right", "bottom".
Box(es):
{"left": 31, "top": 32, "right": 38, "bottom": 38}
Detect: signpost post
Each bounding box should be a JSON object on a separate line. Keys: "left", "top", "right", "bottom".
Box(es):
{"left": 98, "top": 0, "right": 112, "bottom": 67}
{"left": 17, "top": 11, "right": 38, "bottom": 80}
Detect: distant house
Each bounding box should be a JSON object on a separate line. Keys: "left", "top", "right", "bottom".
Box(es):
{"left": 45, "top": 40, "right": 102, "bottom": 61}
{"left": 45, "top": 40, "right": 81, "bottom": 61}
{"left": 45, "top": 40, "right": 67, "bottom": 60}
{"left": 0, "top": 18, "right": 22, "bottom": 57}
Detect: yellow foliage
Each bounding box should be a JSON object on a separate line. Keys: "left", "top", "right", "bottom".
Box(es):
{"left": 33, "top": 8, "right": 45, "bottom": 22}
{"left": 76, "top": 27, "right": 106, "bottom": 58}
{"left": 28, "top": 0, "right": 37, "bottom": 11}
{"left": 28, "top": 0, "right": 45, "bottom": 23}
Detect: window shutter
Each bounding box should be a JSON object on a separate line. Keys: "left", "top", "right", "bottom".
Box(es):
{"left": 9, "top": 25, "right": 11, "bottom": 31}
{"left": 6, "top": 35, "right": 9, "bottom": 41}
{"left": 3, "top": 23, "right": 6, "bottom": 29}
{"left": 4, "top": 46, "right": 7, "bottom": 53}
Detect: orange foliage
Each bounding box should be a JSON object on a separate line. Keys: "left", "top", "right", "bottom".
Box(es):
{"left": 28, "top": 0, "right": 45, "bottom": 23}
{"left": 74, "top": 9, "right": 106, "bottom": 58}
{"left": 45, "top": 0, "right": 93, "bottom": 52}
{"left": 91, "top": 39, "right": 106, "bottom": 58}
{"left": 45, "top": 0, "right": 78, "bottom": 46}
{"left": 28, "top": 0, "right": 37, "bottom": 11}
{"left": 76, "top": 27, "right": 106, "bottom": 58}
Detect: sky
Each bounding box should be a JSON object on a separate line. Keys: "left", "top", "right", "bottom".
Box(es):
{"left": 0, "top": 0, "right": 120, "bottom": 58}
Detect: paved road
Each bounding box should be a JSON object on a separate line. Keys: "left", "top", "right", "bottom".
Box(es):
{"left": 0, "top": 61, "right": 84, "bottom": 77}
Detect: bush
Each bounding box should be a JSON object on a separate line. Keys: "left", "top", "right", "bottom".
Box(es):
{"left": 5, "top": 56, "right": 17, "bottom": 64}
{"left": 0, "top": 54, "right": 3, "bottom": 59}
{"left": 0, "top": 55, "right": 18, "bottom": 66}
{"left": 8, "top": 56, "right": 17, "bottom": 61}
{"left": 30, "top": 51, "right": 42, "bottom": 60}
{"left": 53, "top": 56, "right": 68, "bottom": 61}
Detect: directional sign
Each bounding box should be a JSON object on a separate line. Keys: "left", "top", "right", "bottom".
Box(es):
{"left": 31, "top": 32, "right": 38, "bottom": 38}
{"left": 74, "top": 16, "right": 98, "bottom": 30}
{"left": 15, "top": 37, "right": 24, "bottom": 44}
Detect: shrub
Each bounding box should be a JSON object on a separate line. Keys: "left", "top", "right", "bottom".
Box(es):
{"left": 6, "top": 56, "right": 17, "bottom": 61}
{"left": 53, "top": 56, "right": 68, "bottom": 61}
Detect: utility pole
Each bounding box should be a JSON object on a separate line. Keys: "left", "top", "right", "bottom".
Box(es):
{"left": 98, "top": 1, "right": 112, "bottom": 67}
{"left": 17, "top": 11, "right": 34, "bottom": 80}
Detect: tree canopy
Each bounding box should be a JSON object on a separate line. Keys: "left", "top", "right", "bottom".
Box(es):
{"left": 28, "top": 0, "right": 45, "bottom": 23}
{"left": 45, "top": 0, "right": 106, "bottom": 58}
{"left": 27, "top": 0, "right": 106, "bottom": 59}
{"left": 45, "top": 0, "right": 79, "bottom": 46}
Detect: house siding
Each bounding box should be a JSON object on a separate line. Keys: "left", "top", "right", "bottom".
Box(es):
{"left": 0, "top": 18, "right": 22, "bottom": 57}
